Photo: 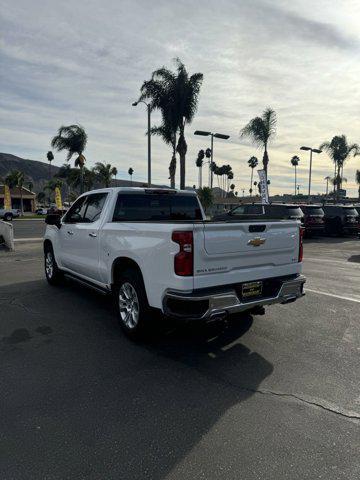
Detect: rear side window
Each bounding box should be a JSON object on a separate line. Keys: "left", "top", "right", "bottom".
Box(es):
{"left": 343, "top": 208, "right": 357, "bottom": 216}
{"left": 112, "top": 194, "right": 202, "bottom": 221}
{"left": 305, "top": 207, "right": 324, "bottom": 216}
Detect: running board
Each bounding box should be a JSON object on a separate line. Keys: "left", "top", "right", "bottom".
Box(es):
{"left": 63, "top": 273, "right": 111, "bottom": 295}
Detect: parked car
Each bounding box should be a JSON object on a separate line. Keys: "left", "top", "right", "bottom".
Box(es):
{"left": 44, "top": 188, "right": 306, "bottom": 339}
{"left": 36, "top": 208, "right": 48, "bottom": 215}
{"left": 323, "top": 205, "right": 359, "bottom": 235}
{"left": 213, "top": 203, "right": 304, "bottom": 222}
{"left": 298, "top": 205, "right": 325, "bottom": 236}
{"left": 0, "top": 208, "right": 20, "bottom": 221}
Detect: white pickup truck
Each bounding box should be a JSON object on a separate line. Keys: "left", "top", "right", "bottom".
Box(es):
{"left": 44, "top": 187, "right": 305, "bottom": 338}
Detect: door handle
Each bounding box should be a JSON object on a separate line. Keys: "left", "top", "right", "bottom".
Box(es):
{"left": 67, "top": 230, "right": 74, "bottom": 235}
{"left": 89, "top": 232, "right": 97, "bottom": 238}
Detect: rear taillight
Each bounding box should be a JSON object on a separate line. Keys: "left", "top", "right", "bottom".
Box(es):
{"left": 172, "top": 231, "right": 193, "bottom": 276}
{"left": 298, "top": 227, "right": 304, "bottom": 262}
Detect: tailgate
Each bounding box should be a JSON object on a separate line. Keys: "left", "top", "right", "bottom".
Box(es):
{"left": 193, "top": 221, "right": 301, "bottom": 289}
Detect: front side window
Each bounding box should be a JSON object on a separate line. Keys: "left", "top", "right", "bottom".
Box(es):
{"left": 63, "top": 196, "right": 88, "bottom": 224}
{"left": 83, "top": 193, "right": 108, "bottom": 222}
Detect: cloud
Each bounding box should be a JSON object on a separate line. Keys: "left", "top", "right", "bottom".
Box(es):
{"left": 0, "top": 0, "right": 360, "bottom": 195}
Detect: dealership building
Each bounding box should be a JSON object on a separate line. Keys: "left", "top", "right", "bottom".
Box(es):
{"left": 0, "top": 185, "right": 36, "bottom": 212}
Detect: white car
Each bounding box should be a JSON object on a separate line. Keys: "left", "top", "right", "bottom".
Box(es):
{"left": 44, "top": 188, "right": 306, "bottom": 338}
{"left": 0, "top": 208, "right": 20, "bottom": 221}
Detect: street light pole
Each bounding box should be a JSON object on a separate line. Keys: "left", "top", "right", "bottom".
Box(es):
{"left": 194, "top": 130, "right": 230, "bottom": 190}
{"left": 300, "top": 146, "right": 322, "bottom": 203}
{"left": 133, "top": 100, "right": 152, "bottom": 187}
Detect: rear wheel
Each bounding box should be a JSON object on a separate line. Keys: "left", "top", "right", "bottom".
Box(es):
{"left": 114, "top": 269, "right": 150, "bottom": 339}
{"left": 44, "top": 245, "right": 63, "bottom": 285}
{"left": 4, "top": 213, "right": 13, "bottom": 221}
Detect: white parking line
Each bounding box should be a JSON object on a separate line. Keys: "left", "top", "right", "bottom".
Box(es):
{"left": 14, "top": 237, "right": 43, "bottom": 242}
{"left": 305, "top": 288, "right": 360, "bottom": 304}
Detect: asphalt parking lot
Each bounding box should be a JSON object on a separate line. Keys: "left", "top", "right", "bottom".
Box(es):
{"left": 0, "top": 237, "right": 359, "bottom": 479}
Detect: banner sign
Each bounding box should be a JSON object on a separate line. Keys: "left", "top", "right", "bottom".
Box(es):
{"left": 257, "top": 169, "right": 269, "bottom": 204}
{"left": 55, "top": 187, "right": 63, "bottom": 210}
{"left": 4, "top": 185, "right": 12, "bottom": 210}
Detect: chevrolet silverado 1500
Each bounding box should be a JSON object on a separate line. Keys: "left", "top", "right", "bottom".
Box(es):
{"left": 44, "top": 188, "right": 305, "bottom": 338}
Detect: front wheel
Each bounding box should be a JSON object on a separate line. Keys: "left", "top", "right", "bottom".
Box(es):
{"left": 4, "top": 213, "right": 13, "bottom": 221}
{"left": 114, "top": 269, "right": 150, "bottom": 340}
{"left": 44, "top": 246, "right": 63, "bottom": 285}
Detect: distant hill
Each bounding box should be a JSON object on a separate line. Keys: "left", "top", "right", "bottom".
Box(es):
{"left": 0, "top": 153, "right": 60, "bottom": 192}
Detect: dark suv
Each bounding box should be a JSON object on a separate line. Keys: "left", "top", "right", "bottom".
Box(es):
{"left": 213, "top": 203, "right": 304, "bottom": 222}
{"left": 299, "top": 205, "right": 325, "bottom": 236}
{"left": 323, "top": 205, "right": 359, "bottom": 235}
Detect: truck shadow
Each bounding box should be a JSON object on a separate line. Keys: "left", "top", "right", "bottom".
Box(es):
{"left": 1, "top": 279, "right": 274, "bottom": 480}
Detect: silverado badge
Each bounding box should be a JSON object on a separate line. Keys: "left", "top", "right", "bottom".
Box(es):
{"left": 248, "top": 237, "right": 266, "bottom": 247}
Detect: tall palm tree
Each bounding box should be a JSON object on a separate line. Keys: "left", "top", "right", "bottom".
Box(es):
{"left": 46, "top": 151, "right": 54, "bottom": 179}
{"left": 68, "top": 167, "right": 96, "bottom": 192}
{"left": 51, "top": 124, "right": 88, "bottom": 193}
{"left": 356, "top": 170, "right": 360, "bottom": 200}
{"left": 150, "top": 123, "right": 177, "bottom": 188}
{"left": 290, "top": 155, "right": 300, "bottom": 195}
{"left": 56, "top": 163, "right": 73, "bottom": 199}
{"left": 240, "top": 108, "right": 277, "bottom": 179}
{"left": 319, "top": 135, "right": 359, "bottom": 200}
{"left": 138, "top": 58, "right": 203, "bottom": 189}
{"left": 128, "top": 167, "right": 134, "bottom": 186}
{"left": 92, "top": 162, "right": 118, "bottom": 188}
{"left": 324, "top": 176, "right": 331, "bottom": 197}
{"left": 227, "top": 171, "right": 234, "bottom": 194}
{"left": 196, "top": 149, "right": 205, "bottom": 189}
{"left": 247, "top": 156, "right": 258, "bottom": 197}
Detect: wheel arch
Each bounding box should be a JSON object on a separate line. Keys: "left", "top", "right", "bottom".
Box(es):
{"left": 111, "top": 257, "right": 147, "bottom": 296}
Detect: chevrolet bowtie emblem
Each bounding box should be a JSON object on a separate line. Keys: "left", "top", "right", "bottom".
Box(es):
{"left": 248, "top": 237, "right": 266, "bottom": 247}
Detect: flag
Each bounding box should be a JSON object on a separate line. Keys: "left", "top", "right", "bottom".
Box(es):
{"left": 4, "top": 185, "right": 12, "bottom": 210}
{"left": 54, "top": 187, "right": 63, "bottom": 210}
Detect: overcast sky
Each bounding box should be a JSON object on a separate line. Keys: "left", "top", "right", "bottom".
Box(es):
{"left": 1, "top": 0, "right": 360, "bottom": 195}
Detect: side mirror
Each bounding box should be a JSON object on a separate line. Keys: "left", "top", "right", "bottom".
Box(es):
{"left": 45, "top": 213, "right": 61, "bottom": 229}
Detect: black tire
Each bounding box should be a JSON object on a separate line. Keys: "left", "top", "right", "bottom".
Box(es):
{"left": 4, "top": 213, "right": 13, "bottom": 221}
{"left": 44, "top": 245, "right": 63, "bottom": 285}
{"left": 114, "top": 269, "right": 150, "bottom": 340}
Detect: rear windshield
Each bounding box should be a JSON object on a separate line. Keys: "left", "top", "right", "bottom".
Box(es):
{"left": 343, "top": 208, "right": 358, "bottom": 216}
{"left": 305, "top": 207, "right": 324, "bottom": 216}
{"left": 112, "top": 194, "right": 202, "bottom": 221}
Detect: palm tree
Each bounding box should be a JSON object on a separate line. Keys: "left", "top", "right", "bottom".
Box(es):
{"left": 324, "top": 176, "right": 331, "bottom": 197}
{"left": 92, "top": 162, "right": 118, "bottom": 188}
{"left": 196, "top": 150, "right": 205, "bottom": 189}
{"left": 319, "top": 135, "right": 359, "bottom": 200}
{"left": 150, "top": 123, "right": 177, "bottom": 188}
{"left": 197, "top": 187, "right": 213, "bottom": 213}
{"left": 356, "top": 170, "right": 360, "bottom": 200}
{"left": 240, "top": 108, "right": 277, "bottom": 179}
{"left": 6, "top": 170, "right": 25, "bottom": 215}
{"left": 227, "top": 171, "right": 234, "bottom": 194}
{"left": 46, "top": 151, "right": 54, "bottom": 179}
{"left": 56, "top": 163, "right": 73, "bottom": 199}
{"left": 247, "top": 156, "right": 258, "bottom": 197}
{"left": 128, "top": 167, "right": 134, "bottom": 186}
{"left": 205, "top": 148, "right": 212, "bottom": 186}
{"left": 138, "top": 58, "right": 203, "bottom": 190}
{"left": 44, "top": 178, "right": 63, "bottom": 203}
{"left": 51, "top": 124, "right": 88, "bottom": 193}
{"left": 290, "top": 155, "right": 300, "bottom": 195}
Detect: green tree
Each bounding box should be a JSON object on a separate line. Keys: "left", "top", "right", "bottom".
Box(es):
{"left": 6, "top": 170, "right": 25, "bottom": 215}
{"left": 356, "top": 170, "right": 360, "bottom": 200}
{"left": 37, "top": 191, "right": 46, "bottom": 204}
{"left": 27, "top": 181, "right": 34, "bottom": 192}
{"left": 138, "top": 58, "right": 203, "bottom": 189}
{"left": 51, "top": 125, "right": 88, "bottom": 193}
{"left": 240, "top": 108, "right": 277, "bottom": 179}
{"left": 68, "top": 167, "right": 96, "bottom": 192}
{"left": 319, "top": 135, "right": 359, "bottom": 199}
{"left": 197, "top": 187, "right": 213, "bottom": 213}
{"left": 247, "top": 156, "right": 258, "bottom": 197}
{"left": 92, "top": 162, "right": 118, "bottom": 188}
{"left": 44, "top": 178, "right": 63, "bottom": 203}
{"left": 290, "top": 155, "right": 300, "bottom": 196}
{"left": 196, "top": 149, "right": 205, "bottom": 189}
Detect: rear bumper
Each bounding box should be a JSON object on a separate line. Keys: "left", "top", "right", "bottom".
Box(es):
{"left": 163, "top": 274, "right": 306, "bottom": 320}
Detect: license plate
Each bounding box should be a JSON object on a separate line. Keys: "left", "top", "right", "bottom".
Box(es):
{"left": 242, "top": 281, "right": 263, "bottom": 298}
